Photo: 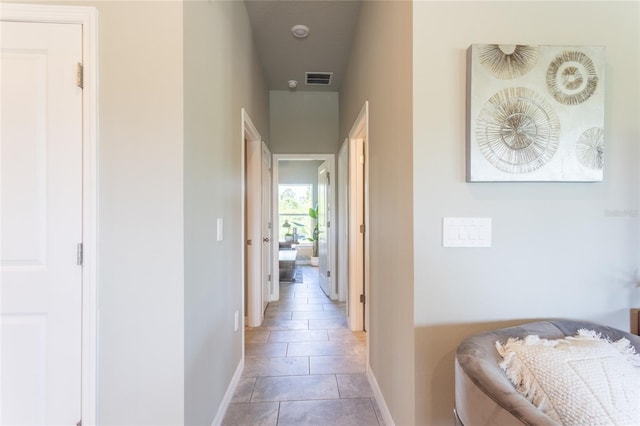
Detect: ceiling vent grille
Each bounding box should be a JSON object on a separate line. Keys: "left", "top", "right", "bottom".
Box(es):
{"left": 305, "top": 72, "right": 333, "bottom": 86}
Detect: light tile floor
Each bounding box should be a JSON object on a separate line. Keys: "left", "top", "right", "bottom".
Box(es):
{"left": 223, "top": 266, "right": 385, "bottom": 426}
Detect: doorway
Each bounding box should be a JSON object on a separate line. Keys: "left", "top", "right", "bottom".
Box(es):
{"left": 243, "top": 109, "right": 272, "bottom": 328}
{"left": 271, "top": 155, "right": 336, "bottom": 302}
{"left": 341, "top": 102, "right": 369, "bottom": 332}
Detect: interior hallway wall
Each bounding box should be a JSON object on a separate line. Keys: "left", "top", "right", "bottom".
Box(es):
{"left": 183, "top": 1, "right": 269, "bottom": 424}
{"left": 269, "top": 90, "right": 339, "bottom": 154}
{"left": 278, "top": 160, "right": 324, "bottom": 186}
{"left": 413, "top": 2, "right": 640, "bottom": 424}
{"left": 95, "top": 3, "right": 185, "bottom": 424}
{"left": 339, "top": 1, "right": 415, "bottom": 424}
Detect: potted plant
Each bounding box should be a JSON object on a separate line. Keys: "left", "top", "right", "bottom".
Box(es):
{"left": 308, "top": 206, "right": 319, "bottom": 266}
{"left": 283, "top": 220, "right": 293, "bottom": 242}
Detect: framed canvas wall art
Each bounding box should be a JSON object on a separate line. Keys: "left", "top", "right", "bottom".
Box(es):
{"left": 467, "top": 44, "right": 605, "bottom": 182}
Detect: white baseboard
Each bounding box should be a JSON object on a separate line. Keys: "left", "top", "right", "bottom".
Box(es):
{"left": 367, "top": 366, "right": 395, "bottom": 426}
{"left": 211, "top": 357, "right": 244, "bottom": 426}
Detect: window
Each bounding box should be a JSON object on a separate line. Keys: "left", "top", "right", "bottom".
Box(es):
{"left": 279, "top": 184, "right": 313, "bottom": 242}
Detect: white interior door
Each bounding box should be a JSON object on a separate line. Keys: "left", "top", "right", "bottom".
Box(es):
{"left": 261, "top": 142, "right": 272, "bottom": 313}
{"left": 348, "top": 138, "right": 366, "bottom": 331}
{"left": 1, "top": 21, "right": 83, "bottom": 425}
{"left": 348, "top": 102, "right": 369, "bottom": 332}
{"left": 246, "top": 138, "right": 262, "bottom": 327}
{"left": 317, "top": 162, "right": 332, "bottom": 298}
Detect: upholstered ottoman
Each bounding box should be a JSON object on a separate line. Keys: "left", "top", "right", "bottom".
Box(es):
{"left": 455, "top": 320, "right": 640, "bottom": 426}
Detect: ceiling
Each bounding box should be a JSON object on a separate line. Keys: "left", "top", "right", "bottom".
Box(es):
{"left": 244, "top": 0, "right": 362, "bottom": 92}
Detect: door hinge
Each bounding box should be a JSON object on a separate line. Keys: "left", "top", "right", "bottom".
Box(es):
{"left": 76, "top": 63, "right": 84, "bottom": 89}
{"left": 360, "top": 224, "right": 365, "bottom": 234}
{"left": 327, "top": 172, "right": 330, "bottom": 186}
{"left": 247, "top": 239, "right": 252, "bottom": 245}
{"left": 268, "top": 274, "right": 271, "bottom": 282}
{"left": 327, "top": 271, "right": 331, "bottom": 278}
{"left": 327, "top": 221, "right": 331, "bottom": 228}
{"left": 360, "top": 294, "right": 365, "bottom": 304}
{"left": 360, "top": 154, "right": 365, "bottom": 165}
{"left": 77, "top": 243, "right": 83, "bottom": 266}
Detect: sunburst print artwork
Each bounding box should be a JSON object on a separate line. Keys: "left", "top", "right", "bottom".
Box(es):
{"left": 576, "top": 127, "right": 604, "bottom": 170}
{"left": 467, "top": 44, "right": 605, "bottom": 182}
{"left": 475, "top": 87, "right": 560, "bottom": 174}
{"left": 477, "top": 44, "right": 539, "bottom": 80}
{"left": 546, "top": 51, "right": 599, "bottom": 106}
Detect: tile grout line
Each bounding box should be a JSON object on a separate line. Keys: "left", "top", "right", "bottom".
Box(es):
{"left": 248, "top": 377, "right": 258, "bottom": 403}
{"left": 333, "top": 374, "right": 341, "bottom": 399}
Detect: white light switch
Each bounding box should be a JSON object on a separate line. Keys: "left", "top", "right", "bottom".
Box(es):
{"left": 217, "top": 218, "right": 223, "bottom": 241}
{"left": 443, "top": 217, "right": 492, "bottom": 247}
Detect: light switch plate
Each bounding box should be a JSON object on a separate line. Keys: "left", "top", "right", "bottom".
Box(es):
{"left": 443, "top": 217, "right": 492, "bottom": 247}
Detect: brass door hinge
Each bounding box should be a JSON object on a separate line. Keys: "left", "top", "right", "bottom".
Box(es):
{"left": 76, "top": 63, "right": 84, "bottom": 89}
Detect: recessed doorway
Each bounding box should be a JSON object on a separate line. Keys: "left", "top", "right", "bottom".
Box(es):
{"left": 271, "top": 155, "right": 336, "bottom": 302}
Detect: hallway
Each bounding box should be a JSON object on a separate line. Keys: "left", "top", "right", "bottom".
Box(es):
{"left": 223, "top": 266, "right": 384, "bottom": 425}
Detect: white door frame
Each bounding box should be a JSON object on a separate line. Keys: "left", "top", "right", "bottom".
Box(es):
{"left": 242, "top": 109, "right": 265, "bottom": 328}
{"left": 316, "top": 161, "right": 333, "bottom": 299}
{"left": 337, "top": 141, "right": 348, "bottom": 303}
{"left": 1, "top": 3, "right": 98, "bottom": 424}
{"left": 271, "top": 154, "right": 336, "bottom": 301}
{"left": 260, "top": 142, "right": 273, "bottom": 314}
{"left": 347, "top": 102, "right": 369, "bottom": 332}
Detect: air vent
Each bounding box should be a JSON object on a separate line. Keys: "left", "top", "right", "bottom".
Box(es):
{"left": 305, "top": 72, "right": 333, "bottom": 86}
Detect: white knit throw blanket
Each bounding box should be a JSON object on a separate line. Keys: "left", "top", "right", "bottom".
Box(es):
{"left": 496, "top": 329, "right": 640, "bottom": 426}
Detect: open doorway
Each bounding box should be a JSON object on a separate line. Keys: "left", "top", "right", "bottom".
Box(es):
{"left": 243, "top": 109, "right": 272, "bottom": 328}
{"left": 339, "top": 102, "right": 369, "bottom": 332}
{"left": 271, "top": 155, "right": 336, "bottom": 302}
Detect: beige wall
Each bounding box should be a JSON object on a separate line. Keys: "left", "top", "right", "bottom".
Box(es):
{"left": 183, "top": 1, "right": 269, "bottom": 424}
{"left": 413, "top": 1, "right": 640, "bottom": 425}
{"left": 270, "top": 90, "right": 339, "bottom": 154}
{"left": 91, "top": 2, "right": 185, "bottom": 424}
{"left": 340, "top": 2, "right": 415, "bottom": 425}
{"left": 278, "top": 160, "right": 325, "bottom": 186}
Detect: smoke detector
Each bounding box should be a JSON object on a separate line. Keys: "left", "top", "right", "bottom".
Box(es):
{"left": 288, "top": 80, "right": 298, "bottom": 89}
{"left": 291, "top": 25, "right": 310, "bottom": 38}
